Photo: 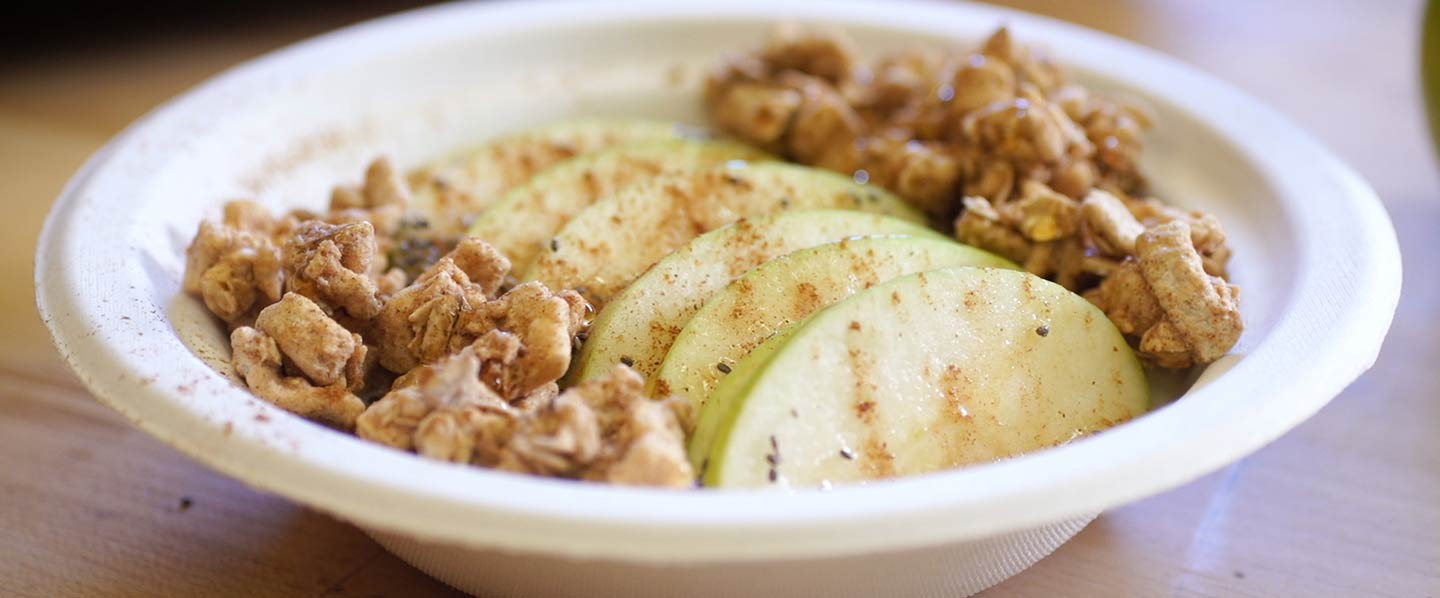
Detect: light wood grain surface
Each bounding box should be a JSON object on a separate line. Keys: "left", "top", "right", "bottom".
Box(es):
{"left": 3, "top": 1, "right": 1436, "bottom": 596}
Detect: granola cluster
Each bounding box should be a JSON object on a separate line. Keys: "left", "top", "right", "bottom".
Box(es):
{"left": 357, "top": 354, "right": 692, "bottom": 486}
{"left": 184, "top": 158, "right": 692, "bottom": 488}
{"left": 705, "top": 26, "right": 1241, "bottom": 366}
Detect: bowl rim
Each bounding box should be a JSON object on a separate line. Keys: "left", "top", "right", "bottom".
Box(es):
{"left": 36, "top": 0, "right": 1401, "bottom": 563}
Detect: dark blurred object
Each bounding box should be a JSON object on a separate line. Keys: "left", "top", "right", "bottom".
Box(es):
{"left": 1, "top": 0, "right": 440, "bottom": 58}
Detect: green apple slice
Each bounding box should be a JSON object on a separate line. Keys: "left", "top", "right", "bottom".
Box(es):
{"left": 524, "top": 162, "right": 928, "bottom": 306}
{"left": 687, "top": 321, "right": 798, "bottom": 469}
{"left": 704, "top": 267, "right": 1149, "bottom": 488}
{"left": 664, "top": 236, "right": 1015, "bottom": 463}
{"left": 409, "top": 119, "right": 697, "bottom": 232}
{"left": 571, "top": 210, "right": 944, "bottom": 389}
{"left": 467, "top": 139, "right": 770, "bottom": 271}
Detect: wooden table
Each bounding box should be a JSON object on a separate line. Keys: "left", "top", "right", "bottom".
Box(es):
{"left": 3, "top": 1, "right": 1435, "bottom": 596}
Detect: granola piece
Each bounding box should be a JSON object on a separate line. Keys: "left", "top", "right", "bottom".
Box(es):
{"left": 1054, "top": 85, "right": 1153, "bottom": 193}
{"left": 327, "top": 205, "right": 407, "bottom": 246}
{"left": 593, "top": 407, "right": 694, "bottom": 486}
{"left": 375, "top": 257, "right": 487, "bottom": 373}
{"left": 558, "top": 289, "right": 592, "bottom": 342}
{"left": 316, "top": 157, "right": 418, "bottom": 274}
{"left": 1086, "top": 221, "right": 1242, "bottom": 367}
{"left": 962, "top": 156, "right": 1017, "bottom": 204}
{"left": 599, "top": 400, "right": 694, "bottom": 488}
{"left": 184, "top": 212, "right": 285, "bottom": 324}
{"left": 512, "top": 381, "right": 559, "bottom": 415}
{"left": 462, "top": 282, "right": 589, "bottom": 400}
{"left": 760, "top": 24, "right": 859, "bottom": 84}
{"left": 283, "top": 220, "right": 385, "bottom": 320}
{"left": 375, "top": 238, "right": 580, "bottom": 389}
{"left": 704, "top": 25, "right": 859, "bottom": 154}
{"left": 956, "top": 181, "right": 1082, "bottom": 273}
{"left": 1083, "top": 260, "right": 1162, "bottom": 336}
{"left": 387, "top": 362, "right": 426, "bottom": 393}
{"left": 951, "top": 84, "right": 1094, "bottom": 205}
{"left": 708, "top": 83, "right": 803, "bottom": 149}
{"left": 955, "top": 196, "right": 1031, "bottom": 263}
{"left": 1048, "top": 235, "right": 1117, "bottom": 291}
{"left": 449, "top": 237, "right": 511, "bottom": 297}
{"left": 948, "top": 53, "right": 1016, "bottom": 115}
{"left": 856, "top": 134, "right": 963, "bottom": 217}
{"left": 576, "top": 365, "right": 693, "bottom": 488}
{"left": 357, "top": 345, "right": 516, "bottom": 456}
{"left": 1050, "top": 159, "right": 1096, "bottom": 200}
{"left": 253, "top": 293, "right": 362, "bottom": 388}
{"left": 784, "top": 73, "right": 865, "bottom": 166}
{"left": 1050, "top": 84, "right": 1090, "bottom": 120}
{"left": 958, "top": 89, "right": 1090, "bottom": 167}
{"left": 470, "top": 327, "right": 523, "bottom": 371}
{"left": 222, "top": 200, "right": 276, "bottom": 232}
{"left": 501, "top": 365, "right": 693, "bottom": 488}
{"left": 412, "top": 409, "right": 477, "bottom": 462}
{"left": 330, "top": 157, "right": 409, "bottom": 209}
{"left": 375, "top": 268, "right": 410, "bottom": 300}
{"left": 1020, "top": 238, "right": 1057, "bottom": 279}
{"left": 864, "top": 48, "right": 945, "bottom": 113}
{"left": 1136, "top": 222, "right": 1242, "bottom": 366}
{"left": 1138, "top": 320, "right": 1196, "bottom": 370}
{"left": 978, "top": 27, "right": 1068, "bottom": 95}
{"left": 302, "top": 205, "right": 407, "bottom": 263}
{"left": 328, "top": 187, "right": 364, "bottom": 212}
{"left": 377, "top": 349, "right": 558, "bottom": 462}
{"left": 416, "top": 404, "right": 517, "bottom": 464}
{"left": 197, "top": 248, "right": 282, "bottom": 325}
{"left": 889, "top": 142, "right": 962, "bottom": 216}
{"left": 230, "top": 326, "right": 366, "bottom": 429}
{"left": 882, "top": 98, "right": 948, "bottom": 143}
{"left": 354, "top": 380, "right": 429, "bottom": 449}
{"left": 1125, "top": 197, "right": 1232, "bottom": 277}
{"left": 1004, "top": 180, "right": 1080, "bottom": 242}
{"left": 360, "top": 157, "right": 410, "bottom": 208}
{"left": 373, "top": 242, "right": 509, "bottom": 373}
{"left": 407, "top": 353, "right": 516, "bottom": 463}
{"left": 499, "top": 387, "right": 602, "bottom": 477}
{"left": 467, "top": 330, "right": 570, "bottom": 413}
{"left": 1081, "top": 189, "right": 1146, "bottom": 256}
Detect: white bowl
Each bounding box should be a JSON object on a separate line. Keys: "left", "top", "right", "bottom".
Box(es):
{"left": 36, "top": 1, "right": 1401, "bottom": 596}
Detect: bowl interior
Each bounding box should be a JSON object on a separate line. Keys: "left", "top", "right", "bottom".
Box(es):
{"left": 150, "top": 17, "right": 1292, "bottom": 407}
{"left": 40, "top": 0, "right": 1395, "bottom": 563}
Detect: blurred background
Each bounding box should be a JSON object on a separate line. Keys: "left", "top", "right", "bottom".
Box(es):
{"left": 2, "top": 1, "right": 1434, "bottom": 596}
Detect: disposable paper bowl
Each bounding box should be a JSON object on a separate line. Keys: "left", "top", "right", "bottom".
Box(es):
{"left": 36, "top": 1, "right": 1400, "bottom": 596}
